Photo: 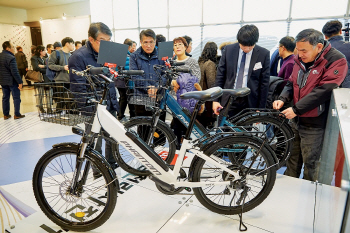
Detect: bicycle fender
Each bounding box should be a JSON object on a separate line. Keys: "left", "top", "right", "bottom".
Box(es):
{"left": 52, "top": 142, "right": 119, "bottom": 190}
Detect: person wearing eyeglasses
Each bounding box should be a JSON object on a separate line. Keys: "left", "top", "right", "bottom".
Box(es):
{"left": 69, "top": 22, "right": 120, "bottom": 177}
{"left": 129, "top": 29, "right": 166, "bottom": 119}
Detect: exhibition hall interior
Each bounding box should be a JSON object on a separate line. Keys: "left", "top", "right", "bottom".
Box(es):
{"left": 0, "top": 0, "right": 349, "bottom": 232}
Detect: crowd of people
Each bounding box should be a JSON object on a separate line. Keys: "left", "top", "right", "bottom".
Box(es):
{"left": 0, "top": 19, "right": 349, "bottom": 182}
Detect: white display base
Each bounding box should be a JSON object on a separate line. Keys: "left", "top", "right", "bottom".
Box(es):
{"left": 1, "top": 173, "right": 347, "bottom": 233}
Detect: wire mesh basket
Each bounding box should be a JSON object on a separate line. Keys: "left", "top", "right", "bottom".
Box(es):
{"left": 34, "top": 82, "right": 102, "bottom": 126}
{"left": 126, "top": 73, "right": 166, "bottom": 107}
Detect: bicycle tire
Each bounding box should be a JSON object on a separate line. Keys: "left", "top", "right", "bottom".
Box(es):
{"left": 192, "top": 136, "right": 276, "bottom": 215}
{"left": 233, "top": 115, "right": 294, "bottom": 167}
{"left": 113, "top": 116, "right": 176, "bottom": 176}
{"left": 33, "top": 146, "right": 118, "bottom": 232}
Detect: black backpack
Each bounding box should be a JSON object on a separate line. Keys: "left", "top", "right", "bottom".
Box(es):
{"left": 266, "top": 76, "right": 285, "bottom": 109}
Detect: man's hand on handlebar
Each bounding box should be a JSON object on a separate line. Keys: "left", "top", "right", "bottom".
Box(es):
{"left": 212, "top": 101, "right": 223, "bottom": 115}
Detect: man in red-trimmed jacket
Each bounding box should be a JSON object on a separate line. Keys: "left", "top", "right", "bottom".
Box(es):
{"left": 273, "top": 29, "right": 348, "bottom": 181}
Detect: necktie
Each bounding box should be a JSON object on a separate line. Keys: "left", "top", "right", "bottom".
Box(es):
{"left": 236, "top": 52, "right": 246, "bottom": 89}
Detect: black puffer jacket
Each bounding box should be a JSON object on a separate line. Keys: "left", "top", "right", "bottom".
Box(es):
{"left": 0, "top": 50, "right": 22, "bottom": 86}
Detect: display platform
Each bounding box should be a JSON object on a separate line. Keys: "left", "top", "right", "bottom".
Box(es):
{"left": 0, "top": 112, "right": 347, "bottom": 233}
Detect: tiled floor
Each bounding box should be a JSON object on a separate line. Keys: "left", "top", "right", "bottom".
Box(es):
{"left": 0, "top": 109, "right": 348, "bottom": 232}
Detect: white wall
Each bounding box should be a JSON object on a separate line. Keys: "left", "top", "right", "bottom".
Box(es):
{"left": 40, "top": 16, "right": 90, "bottom": 46}
{"left": 0, "top": 24, "right": 31, "bottom": 57}
{"left": 0, "top": 6, "right": 27, "bottom": 25}
{"left": 26, "top": 1, "right": 90, "bottom": 22}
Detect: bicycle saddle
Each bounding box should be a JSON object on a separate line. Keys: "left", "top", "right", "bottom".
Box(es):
{"left": 180, "top": 87, "right": 223, "bottom": 102}
{"left": 223, "top": 87, "right": 251, "bottom": 97}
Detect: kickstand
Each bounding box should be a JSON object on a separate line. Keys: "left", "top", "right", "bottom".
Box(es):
{"left": 238, "top": 213, "right": 247, "bottom": 231}
{"left": 238, "top": 186, "right": 249, "bottom": 232}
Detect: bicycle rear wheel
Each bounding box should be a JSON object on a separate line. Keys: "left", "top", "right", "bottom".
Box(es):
{"left": 192, "top": 136, "right": 276, "bottom": 215}
{"left": 32, "top": 146, "right": 118, "bottom": 232}
{"left": 114, "top": 116, "right": 176, "bottom": 176}
{"left": 233, "top": 115, "right": 294, "bottom": 167}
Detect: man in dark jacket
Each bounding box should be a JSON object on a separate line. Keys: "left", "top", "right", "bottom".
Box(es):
{"left": 129, "top": 29, "right": 166, "bottom": 118}
{"left": 322, "top": 20, "right": 350, "bottom": 88}
{"left": 15, "top": 46, "right": 29, "bottom": 86}
{"left": 0, "top": 41, "right": 25, "bottom": 119}
{"left": 273, "top": 29, "right": 348, "bottom": 181}
{"left": 213, "top": 24, "right": 270, "bottom": 117}
{"left": 69, "top": 22, "right": 119, "bottom": 173}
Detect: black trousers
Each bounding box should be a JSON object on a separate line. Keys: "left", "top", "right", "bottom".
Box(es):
{"left": 117, "top": 87, "right": 135, "bottom": 120}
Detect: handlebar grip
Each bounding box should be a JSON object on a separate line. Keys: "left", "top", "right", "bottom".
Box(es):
{"left": 89, "top": 67, "right": 110, "bottom": 75}
{"left": 120, "top": 70, "right": 145, "bottom": 76}
{"left": 173, "top": 67, "right": 191, "bottom": 73}
{"left": 172, "top": 61, "right": 185, "bottom": 66}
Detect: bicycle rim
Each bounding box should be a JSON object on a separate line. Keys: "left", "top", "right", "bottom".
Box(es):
{"left": 33, "top": 147, "right": 117, "bottom": 231}
{"left": 192, "top": 137, "right": 276, "bottom": 215}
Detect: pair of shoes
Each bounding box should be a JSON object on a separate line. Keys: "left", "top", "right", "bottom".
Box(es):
{"left": 14, "top": 114, "right": 25, "bottom": 119}
{"left": 4, "top": 115, "right": 11, "bottom": 120}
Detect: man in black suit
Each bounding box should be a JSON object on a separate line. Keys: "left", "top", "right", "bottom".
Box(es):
{"left": 213, "top": 24, "right": 270, "bottom": 117}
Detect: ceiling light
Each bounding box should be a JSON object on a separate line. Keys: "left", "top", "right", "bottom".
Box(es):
{"left": 62, "top": 13, "right": 67, "bottom": 20}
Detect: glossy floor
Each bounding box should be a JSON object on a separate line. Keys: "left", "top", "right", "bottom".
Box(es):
{"left": 0, "top": 112, "right": 347, "bottom": 233}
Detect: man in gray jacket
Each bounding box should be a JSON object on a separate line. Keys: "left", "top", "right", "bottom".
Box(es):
{"left": 48, "top": 37, "right": 74, "bottom": 85}
{"left": 0, "top": 41, "right": 25, "bottom": 119}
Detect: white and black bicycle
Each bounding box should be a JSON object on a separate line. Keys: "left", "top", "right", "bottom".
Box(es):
{"left": 32, "top": 66, "right": 278, "bottom": 232}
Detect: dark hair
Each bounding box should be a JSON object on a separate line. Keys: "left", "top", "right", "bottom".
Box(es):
{"left": 88, "top": 22, "right": 112, "bottom": 40}
{"left": 46, "top": 44, "right": 53, "bottom": 50}
{"left": 82, "top": 39, "right": 87, "bottom": 46}
{"left": 61, "top": 37, "right": 74, "bottom": 47}
{"left": 198, "top": 42, "right": 218, "bottom": 64}
{"left": 123, "top": 38, "right": 133, "bottom": 46}
{"left": 132, "top": 41, "right": 137, "bottom": 45}
{"left": 322, "top": 20, "right": 342, "bottom": 38}
{"left": 16, "top": 46, "right": 22, "bottom": 51}
{"left": 34, "top": 45, "right": 45, "bottom": 56}
{"left": 140, "top": 29, "right": 156, "bottom": 41}
{"left": 156, "top": 34, "right": 166, "bottom": 46}
{"left": 75, "top": 41, "right": 82, "bottom": 46}
{"left": 279, "top": 36, "right": 296, "bottom": 52}
{"left": 296, "top": 29, "right": 324, "bottom": 46}
{"left": 2, "top": 41, "right": 11, "bottom": 50}
{"left": 173, "top": 37, "right": 188, "bottom": 48}
{"left": 237, "top": 25, "right": 259, "bottom": 46}
{"left": 31, "top": 46, "right": 36, "bottom": 55}
{"left": 182, "top": 35, "right": 192, "bottom": 45}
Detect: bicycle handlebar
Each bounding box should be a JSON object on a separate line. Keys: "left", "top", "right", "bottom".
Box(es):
{"left": 172, "top": 67, "right": 191, "bottom": 73}
{"left": 89, "top": 67, "right": 110, "bottom": 75}
{"left": 171, "top": 61, "right": 185, "bottom": 66}
{"left": 119, "top": 70, "right": 144, "bottom": 76}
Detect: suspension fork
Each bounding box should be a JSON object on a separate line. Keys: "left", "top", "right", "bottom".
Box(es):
{"left": 70, "top": 121, "right": 97, "bottom": 194}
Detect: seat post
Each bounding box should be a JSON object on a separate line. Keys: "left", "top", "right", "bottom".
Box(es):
{"left": 219, "top": 95, "right": 236, "bottom": 118}
{"left": 183, "top": 101, "right": 203, "bottom": 140}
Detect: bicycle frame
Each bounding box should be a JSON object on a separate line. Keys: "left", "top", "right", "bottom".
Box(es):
{"left": 91, "top": 103, "right": 239, "bottom": 188}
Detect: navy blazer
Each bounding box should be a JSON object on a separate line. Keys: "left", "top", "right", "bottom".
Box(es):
{"left": 215, "top": 43, "right": 270, "bottom": 108}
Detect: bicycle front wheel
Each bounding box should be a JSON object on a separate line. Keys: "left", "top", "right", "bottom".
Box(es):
{"left": 32, "top": 146, "right": 118, "bottom": 232}
{"left": 114, "top": 116, "right": 176, "bottom": 176}
{"left": 192, "top": 136, "right": 276, "bottom": 215}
